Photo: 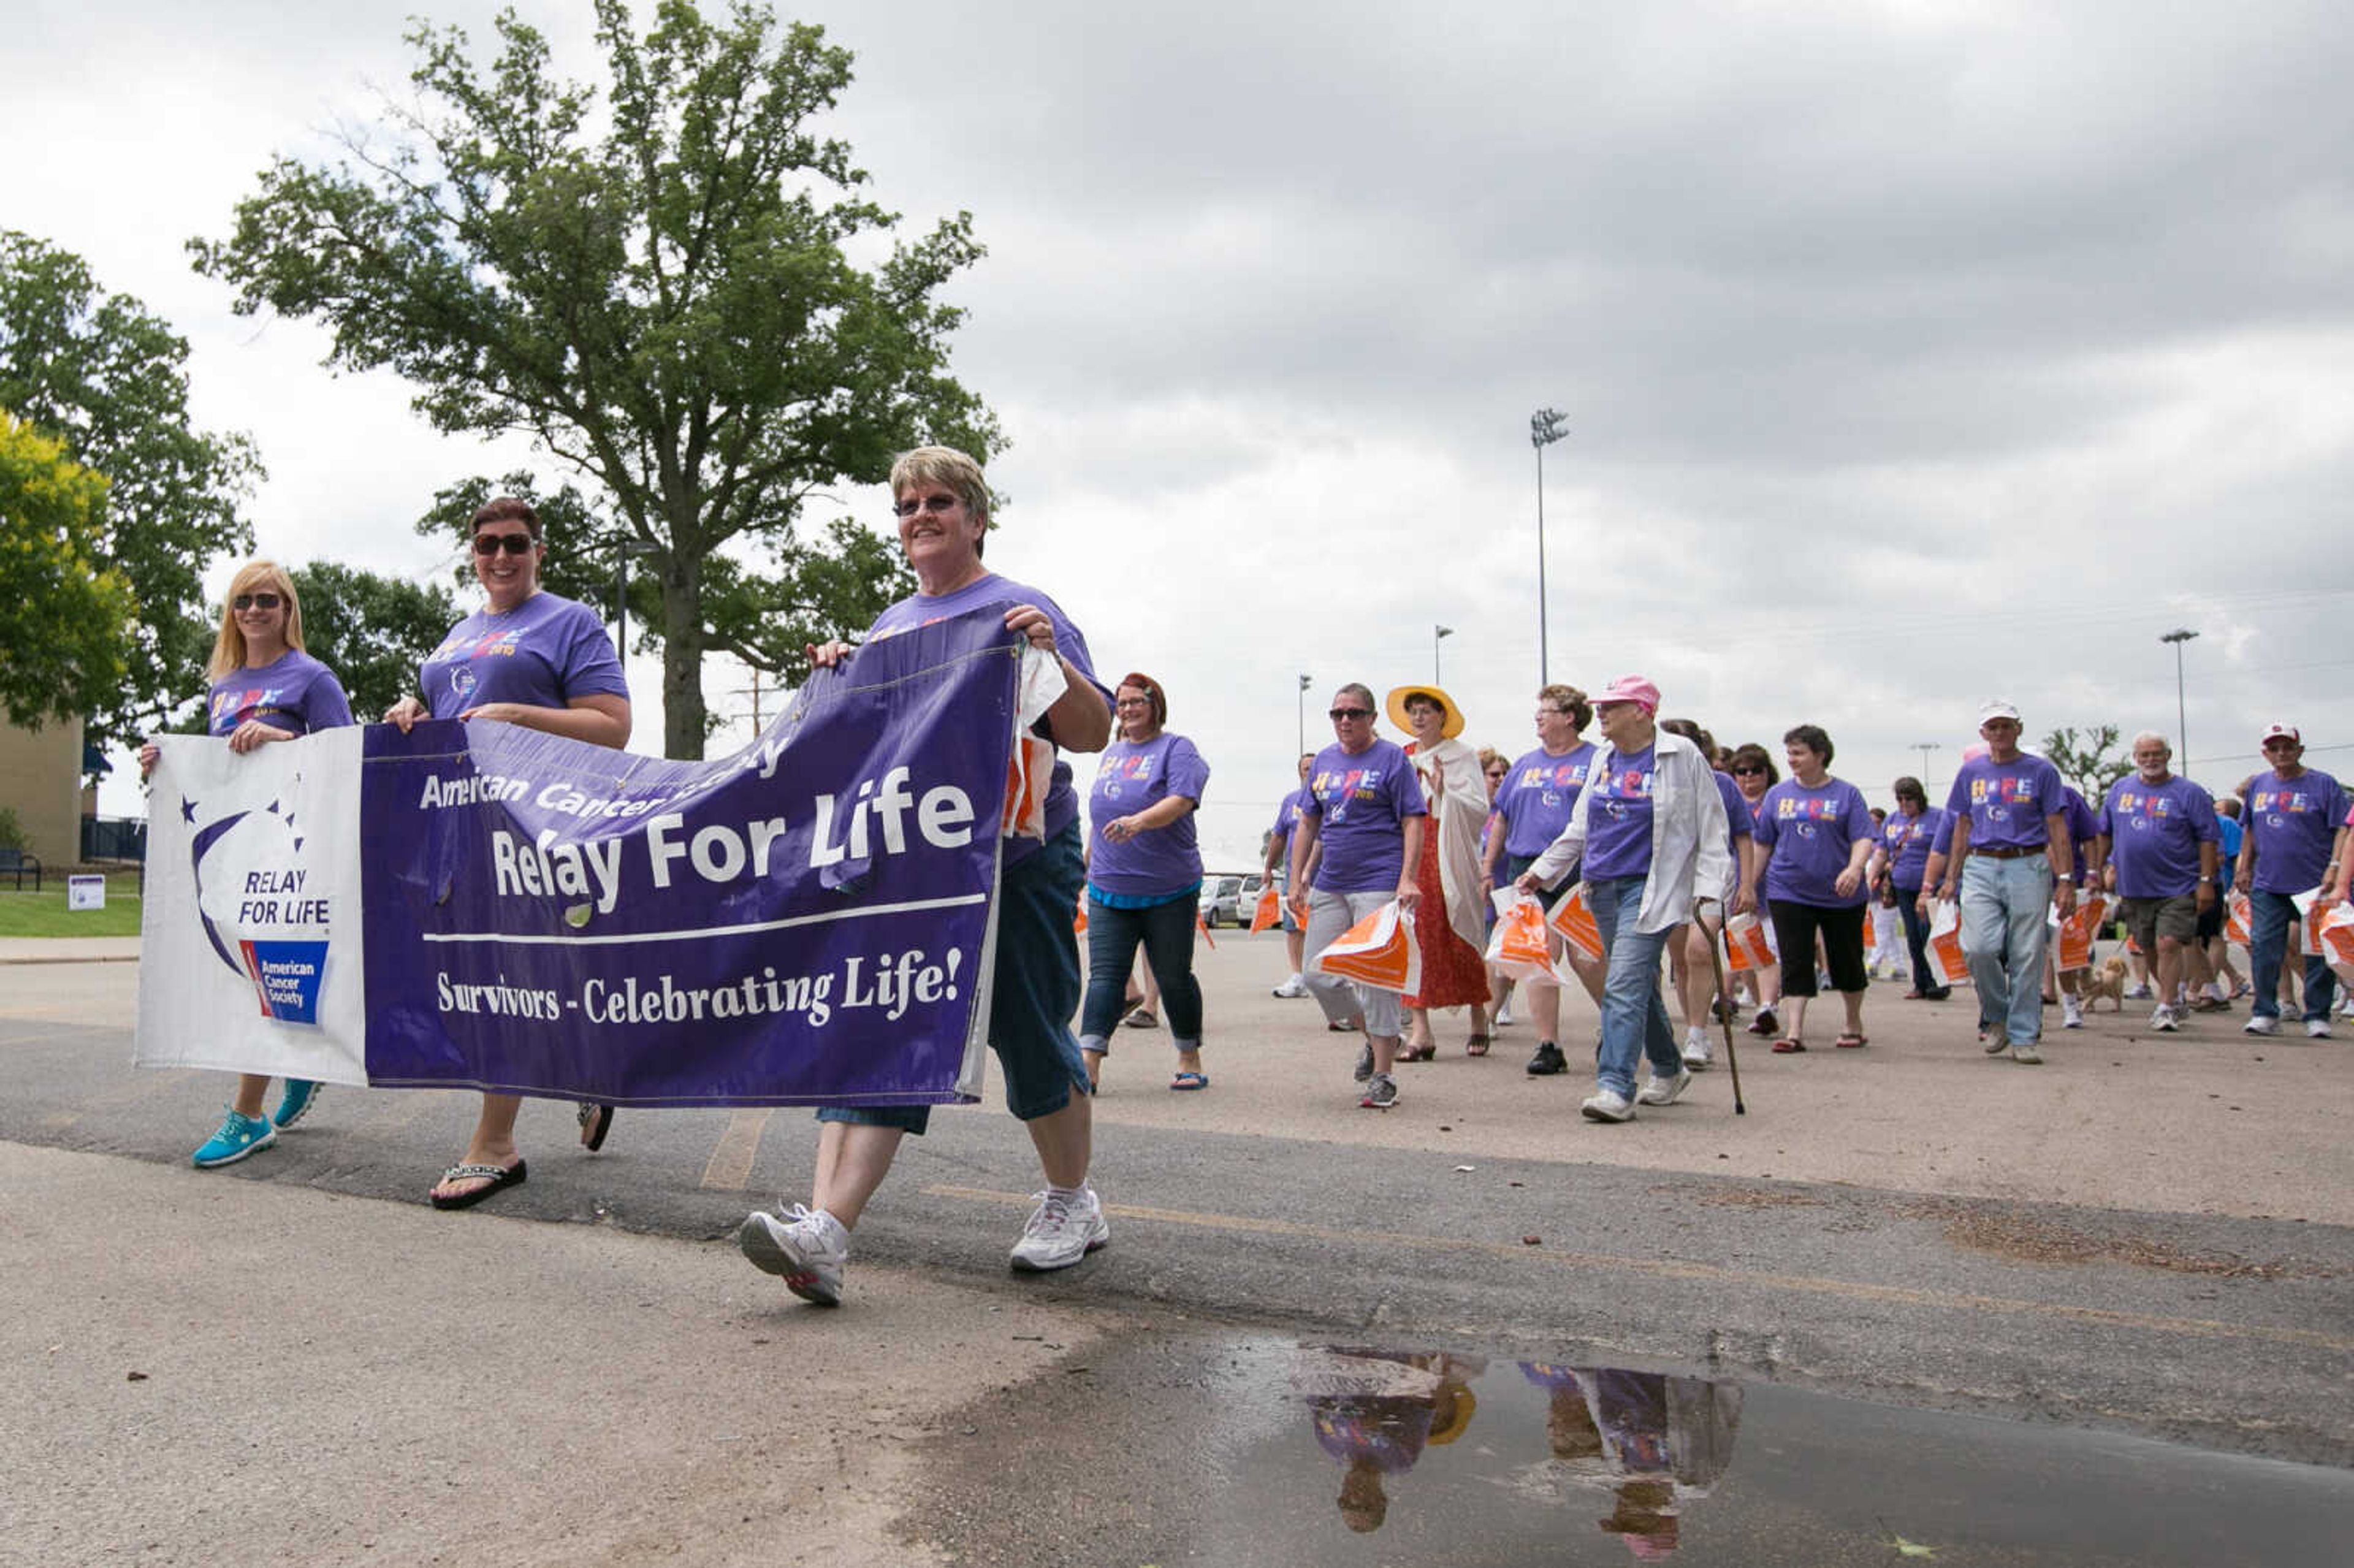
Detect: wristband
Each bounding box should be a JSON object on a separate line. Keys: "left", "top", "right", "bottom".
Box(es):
{"left": 2055, "top": 873, "right": 2074, "bottom": 882}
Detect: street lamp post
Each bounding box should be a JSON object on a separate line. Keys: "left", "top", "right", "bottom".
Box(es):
{"left": 612, "top": 536, "right": 658, "bottom": 657}
{"left": 1297, "top": 672, "right": 1312, "bottom": 759}
{"left": 2161, "top": 628, "right": 2198, "bottom": 776}
{"left": 1434, "top": 625, "right": 1453, "bottom": 683}
{"left": 1530, "top": 408, "right": 1568, "bottom": 686}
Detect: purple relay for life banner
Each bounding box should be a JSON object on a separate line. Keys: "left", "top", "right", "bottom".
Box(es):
{"left": 358, "top": 607, "right": 1023, "bottom": 1106}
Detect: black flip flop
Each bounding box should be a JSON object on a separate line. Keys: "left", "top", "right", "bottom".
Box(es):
{"left": 577, "top": 1103, "right": 614, "bottom": 1152}
{"left": 430, "top": 1159, "right": 527, "bottom": 1211}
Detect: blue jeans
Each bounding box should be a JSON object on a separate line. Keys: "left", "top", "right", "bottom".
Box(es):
{"left": 2247, "top": 889, "right": 2337, "bottom": 1023}
{"left": 1960, "top": 856, "right": 2052, "bottom": 1045}
{"left": 1586, "top": 874, "right": 1685, "bottom": 1098}
{"left": 1080, "top": 891, "right": 1203, "bottom": 1049}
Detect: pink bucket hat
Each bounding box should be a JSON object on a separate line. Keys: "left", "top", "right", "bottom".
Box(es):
{"left": 1593, "top": 674, "right": 1661, "bottom": 714}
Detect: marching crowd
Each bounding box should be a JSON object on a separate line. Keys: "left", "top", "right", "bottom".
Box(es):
{"left": 152, "top": 443, "right": 2349, "bottom": 1310}
{"left": 1225, "top": 682, "right": 2352, "bottom": 1123}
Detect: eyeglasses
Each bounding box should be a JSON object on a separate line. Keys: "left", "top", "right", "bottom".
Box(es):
{"left": 892, "top": 493, "right": 962, "bottom": 518}
{"left": 232, "top": 592, "right": 283, "bottom": 611}
{"left": 473, "top": 532, "right": 537, "bottom": 555}
{"left": 1329, "top": 707, "right": 1372, "bottom": 721}
{"left": 1114, "top": 697, "right": 1152, "bottom": 709}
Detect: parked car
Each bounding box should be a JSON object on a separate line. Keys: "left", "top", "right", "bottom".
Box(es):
{"left": 1198, "top": 873, "right": 1246, "bottom": 927}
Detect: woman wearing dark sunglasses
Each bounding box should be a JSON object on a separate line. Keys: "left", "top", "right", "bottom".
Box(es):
{"left": 140, "top": 560, "right": 354, "bottom": 1168}
{"left": 1724, "top": 742, "right": 1785, "bottom": 1036}
{"left": 384, "top": 497, "right": 633, "bottom": 1209}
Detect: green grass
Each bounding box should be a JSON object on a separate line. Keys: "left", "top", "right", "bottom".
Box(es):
{"left": 0, "top": 876, "right": 146, "bottom": 938}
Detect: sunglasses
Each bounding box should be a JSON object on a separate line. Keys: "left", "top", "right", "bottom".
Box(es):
{"left": 473, "top": 532, "right": 538, "bottom": 555}
{"left": 1731, "top": 764, "right": 1766, "bottom": 775}
{"left": 1329, "top": 707, "right": 1373, "bottom": 721}
{"left": 232, "top": 592, "right": 283, "bottom": 611}
{"left": 892, "top": 493, "right": 961, "bottom": 518}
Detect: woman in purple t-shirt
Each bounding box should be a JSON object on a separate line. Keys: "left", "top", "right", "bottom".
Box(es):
{"left": 384, "top": 497, "right": 633, "bottom": 1210}
{"left": 141, "top": 560, "right": 354, "bottom": 1170}
{"left": 1078, "top": 673, "right": 1212, "bottom": 1091}
{"left": 1749, "top": 725, "right": 1877, "bottom": 1052}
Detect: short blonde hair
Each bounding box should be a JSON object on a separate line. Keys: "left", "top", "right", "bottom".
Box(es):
{"left": 205, "top": 560, "right": 307, "bottom": 680}
{"left": 890, "top": 446, "right": 992, "bottom": 526}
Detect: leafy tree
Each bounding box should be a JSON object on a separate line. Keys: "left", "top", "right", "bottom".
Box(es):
{"left": 0, "top": 231, "right": 263, "bottom": 746}
{"left": 194, "top": 0, "right": 995, "bottom": 758}
{"left": 2040, "top": 723, "right": 2128, "bottom": 802}
{"left": 0, "top": 410, "right": 136, "bottom": 729}
{"left": 285, "top": 561, "right": 460, "bottom": 723}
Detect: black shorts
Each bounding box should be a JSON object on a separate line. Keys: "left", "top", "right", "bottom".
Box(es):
{"left": 1766, "top": 899, "right": 1868, "bottom": 996}
{"left": 1506, "top": 852, "right": 1576, "bottom": 913}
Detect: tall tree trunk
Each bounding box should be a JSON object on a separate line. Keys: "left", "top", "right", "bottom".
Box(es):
{"left": 660, "top": 550, "right": 706, "bottom": 759}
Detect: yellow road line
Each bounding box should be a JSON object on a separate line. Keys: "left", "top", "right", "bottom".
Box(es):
{"left": 699, "top": 1109, "right": 775, "bottom": 1191}
{"left": 922, "top": 1184, "right": 2353, "bottom": 1355}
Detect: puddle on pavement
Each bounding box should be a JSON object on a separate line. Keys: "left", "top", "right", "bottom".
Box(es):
{"left": 914, "top": 1334, "right": 2351, "bottom": 1566}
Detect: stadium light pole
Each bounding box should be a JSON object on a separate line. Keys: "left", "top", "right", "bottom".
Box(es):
{"left": 1913, "top": 741, "right": 1941, "bottom": 793}
{"left": 2161, "top": 628, "right": 2198, "bottom": 775}
{"left": 612, "top": 537, "right": 658, "bottom": 657}
{"left": 1297, "top": 672, "right": 1312, "bottom": 758}
{"left": 1434, "top": 625, "right": 1453, "bottom": 683}
{"left": 1530, "top": 408, "right": 1569, "bottom": 685}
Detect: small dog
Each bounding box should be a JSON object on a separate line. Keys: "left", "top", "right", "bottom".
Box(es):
{"left": 2082, "top": 956, "right": 2130, "bottom": 1013}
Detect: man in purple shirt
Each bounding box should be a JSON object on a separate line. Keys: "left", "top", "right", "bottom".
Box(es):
{"left": 1263, "top": 754, "right": 1316, "bottom": 997}
{"left": 1291, "top": 683, "right": 1426, "bottom": 1110}
{"left": 2090, "top": 732, "right": 2219, "bottom": 1033}
{"left": 2233, "top": 723, "right": 2350, "bottom": 1038}
{"left": 1929, "top": 701, "right": 2075, "bottom": 1063}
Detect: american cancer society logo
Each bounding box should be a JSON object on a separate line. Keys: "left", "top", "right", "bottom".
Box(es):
{"left": 183, "top": 785, "right": 332, "bottom": 1026}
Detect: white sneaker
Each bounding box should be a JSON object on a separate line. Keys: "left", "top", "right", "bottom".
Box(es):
{"left": 2125, "top": 983, "right": 2153, "bottom": 1000}
{"left": 2062, "top": 994, "right": 2084, "bottom": 1029}
{"left": 2010, "top": 1043, "right": 2043, "bottom": 1064}
{"left": 1272, "top": 973, "right": 1307, "bottom": 999}
{"left": 2150, "top": 1005, "right": 2179, "bottom": 1033}
{"left": 1010, "top": 1186, "right": 1110, "bottom": 1273}
{"left": 1637, "top": 1067, "right": 1694, "bottom": 1106}
{"left": 2304, "top": 1019, "right": 2333, "bottom": 1040}
{"left": 1580, "top": 1087, "right": 1636, "bottom": 1123}
{"left": 1496, "top": 1000, "right": 1515, "bottom": 1027}
{"left": 739, "top": 1203, "right": 848, "bottom": 1306}
{"left": 1682, "top": 1029, "right": 1713, "bottom": 1071}
{"left": 2244, "top": 1016, "right": 2282, "bottom": 1037}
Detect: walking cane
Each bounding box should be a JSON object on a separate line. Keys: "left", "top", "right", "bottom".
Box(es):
{"left": 1698, "top": 898, "right": 1747, "bottom": 1116}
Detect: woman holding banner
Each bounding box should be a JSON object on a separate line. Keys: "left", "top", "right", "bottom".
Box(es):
{"left": 1291, "top": 682, "right": 1426, "bottom": 1111}
{"left": 141, "top": 560, "right": 354, "bottom": 1168}
{"left": 1517, "top": 676, "right": 1729, "bottom": 1124}
{"left": 1078, "top": 673, "right": 1211, "bottom": 1091}
{"left": 383, "top": 497, "right": 632, "bottom": 1209}
{"left": 737, "top": 446, "right": 1114, "bottom": 1304}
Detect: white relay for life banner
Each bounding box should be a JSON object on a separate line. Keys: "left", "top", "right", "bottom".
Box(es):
{"left": 136, "top": 727, "right": 371, "bottom": 1086}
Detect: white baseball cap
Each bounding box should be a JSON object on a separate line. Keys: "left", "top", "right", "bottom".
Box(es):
{"left": 1979, "top": 699, "right": 2021, "bottom": 724}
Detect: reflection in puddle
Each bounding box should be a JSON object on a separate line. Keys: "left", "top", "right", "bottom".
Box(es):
{"left": 1297, "top": 1349, "right": 1739, "bottom": 1556}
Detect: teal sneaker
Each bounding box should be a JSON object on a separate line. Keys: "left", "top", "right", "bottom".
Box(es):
{"left": 192, "top": 1108, "right": 276, "bottom": 1168}
{"left": 271, "top": 1079, "right": 322, "bottom": 1130}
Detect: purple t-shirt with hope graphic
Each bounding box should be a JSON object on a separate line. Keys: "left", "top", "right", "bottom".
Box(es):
{"left": 1753, "top": 777, "right": 1876, "bottom": 907}
{"left": 1881, "top": 806, "right": 1943, "bottom": 890}
{"left": 2243, "top": 767, "right": 2350, "bottom": 893}
{"left": 2062, "top": 787, "right": 2098, "bottom": 884}
{"left": 1943, "top": 752, "right": 2067, "bottom": 852}
{"left": 421, "top": 591, "right": 628, "bottom": 720}
{"left": 1300, "top": 739, "right": 1424, "bottom": 893}
{"left": 1580, "top": 746, "right": 1657, "bottom": 881}
{"left": 2100, "top": 774, "right": 2219, "bottom": 898}
{"left": 1494, "top": 741, "right": 1599, "bottom": 858}
{"left": 863, "top": 573, "right": 1108, "bottom": 870}
{"left": 1086, "top": 733, "right": 1209, "bottom": 897}
{"left": 208, "top": 649, "right": 353, "bottom": 738}
{"left": 1715, "top": 771, "right": 1754, "bottom": 864}
{"left": 1270, "top": 787, "right": 1307, "bottom": 859}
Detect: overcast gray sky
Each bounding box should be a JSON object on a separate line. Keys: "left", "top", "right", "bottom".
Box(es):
{"left": 13, "top": 0, "right": 2352, "bottom": 861}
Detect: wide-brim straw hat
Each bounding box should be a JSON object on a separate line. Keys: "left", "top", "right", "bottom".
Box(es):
{"left": 1386, "top": 684, "right": 1465, "bottom": 740}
